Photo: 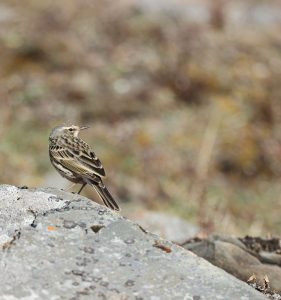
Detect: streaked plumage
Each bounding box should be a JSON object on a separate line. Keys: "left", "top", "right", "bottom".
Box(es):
{"left": 49, "top": 125, "right": 120, "bottom": 211}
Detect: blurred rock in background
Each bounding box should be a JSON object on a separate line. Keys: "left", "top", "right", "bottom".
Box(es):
{"left": 127, "top": 210, "right": 199, "bottom": 244}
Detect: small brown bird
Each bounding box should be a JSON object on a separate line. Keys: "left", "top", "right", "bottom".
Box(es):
{"left": 49, "top": 125, "right": 120, "bottom": 211}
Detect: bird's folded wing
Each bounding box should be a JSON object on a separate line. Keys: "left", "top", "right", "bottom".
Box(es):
{"left": 50, "top": 146, "right": 106, "bottom": 177}
{"left": 77, "top": 150, "right": 106, "bottom": 176}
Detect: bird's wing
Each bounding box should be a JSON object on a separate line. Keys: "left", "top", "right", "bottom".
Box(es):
{"left": 50, "top": 142, "right": 106, "bottom": 178}
{"left": 72, "top": 138, "right": 106, "bottom": 177}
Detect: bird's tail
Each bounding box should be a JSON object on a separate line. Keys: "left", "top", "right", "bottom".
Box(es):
{"left": 87, "top": 179, "right": 120, "bottom": 211}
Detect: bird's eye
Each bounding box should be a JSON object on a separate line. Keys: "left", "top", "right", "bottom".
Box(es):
{"left": 69, "top": 128, "right": 74, "bottom": 132}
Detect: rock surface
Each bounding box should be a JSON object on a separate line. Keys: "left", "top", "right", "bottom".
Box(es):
{"left": 0, "top": 185, "right": 266, "bottom": 300}
{"left": 182, "top": 235, "right": 281, "bottom": 295}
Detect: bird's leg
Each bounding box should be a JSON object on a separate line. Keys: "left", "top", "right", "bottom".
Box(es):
{"left": 77, "top": 183, "right": 87, "bottom": 194}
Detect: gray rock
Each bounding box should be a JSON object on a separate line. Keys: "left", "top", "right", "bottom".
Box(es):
{"left": 0, "top": 185, "right": 266, "bottom": 300}
{"left": 183, "top": 235, "right": 281, "bottom": 294}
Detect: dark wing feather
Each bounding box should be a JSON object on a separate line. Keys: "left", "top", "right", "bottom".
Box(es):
{"left": 75, "top": 150, "right": 106, "bottom": 177}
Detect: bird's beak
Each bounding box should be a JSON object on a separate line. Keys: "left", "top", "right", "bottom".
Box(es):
{"left": 80, "top": 126, "right": 90, "bottom": 130}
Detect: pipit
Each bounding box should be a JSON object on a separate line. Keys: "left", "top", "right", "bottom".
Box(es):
{"left": 49, "top": 125, "right": 120, "bottom": 211}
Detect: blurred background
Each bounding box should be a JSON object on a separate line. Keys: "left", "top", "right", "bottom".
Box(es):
{"left": 0, "top": 0, "right": 280, "bottom": 236}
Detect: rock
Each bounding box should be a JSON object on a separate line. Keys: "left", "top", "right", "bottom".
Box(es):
{"left": 182, "top": 235, "right": 281, "bottom": 295}
{"left": 127, "top": 210, "right": 199, "bottom": 244}
{"left": 0, "top": 185, "right": 266, "bottom": 300}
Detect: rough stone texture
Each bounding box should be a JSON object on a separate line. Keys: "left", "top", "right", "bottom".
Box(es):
{"left": 183, "top": 235, "right": 281, "bottom": 294}
{"left": 0, "top": 185, "right": 266, "bottom": 300}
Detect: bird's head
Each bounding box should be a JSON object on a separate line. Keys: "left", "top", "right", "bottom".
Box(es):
{"left": 49, "top": 125, "right": 89, "bottom": 139}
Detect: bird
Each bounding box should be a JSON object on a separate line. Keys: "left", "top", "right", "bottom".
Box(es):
{"left": 49, "top": 125, "right": 120, "bottom": 211}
